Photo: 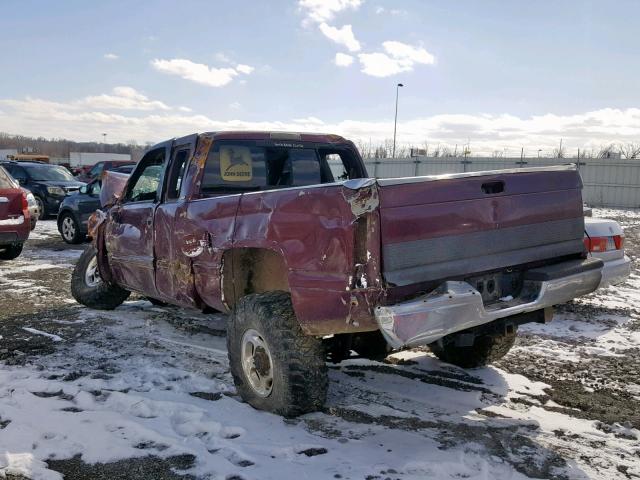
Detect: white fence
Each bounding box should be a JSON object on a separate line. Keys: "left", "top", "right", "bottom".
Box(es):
{"left": 360, "top": 157, "right": 640, "bottom": 208}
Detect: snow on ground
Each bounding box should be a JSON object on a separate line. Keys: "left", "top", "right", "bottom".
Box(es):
{"left": 0, "top": 218, "right": 639, "bottom": 480}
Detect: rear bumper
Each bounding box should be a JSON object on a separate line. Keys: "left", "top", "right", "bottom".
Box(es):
{"left": 375, "top": 258, "right": 603, "bottom": 349}
{"left": 0, "top": 216, "right": 30, "bottom": 246}
{"left": 599, "top": 255, "right": 631, "bottom": 288}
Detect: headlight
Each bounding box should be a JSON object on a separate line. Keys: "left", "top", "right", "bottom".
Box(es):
{"left": 47, "top": 186, "right": 66, "bottom": 196}
{"left": 26, "top": 192, "right": 36, "bottom": 206}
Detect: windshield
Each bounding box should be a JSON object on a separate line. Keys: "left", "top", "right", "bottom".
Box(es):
{"left": 24, "top": 165, "right": 76, "bottom": 182}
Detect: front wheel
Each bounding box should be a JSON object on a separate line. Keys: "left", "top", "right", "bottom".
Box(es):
{"left": 71, "top": 246, "right": 130, "bottom": 310}
{"left": 0, "top": 244, "right": 23, "bottom": 260}
{"left": 59, "top": 213, "right": 85, "bottom": 244}
{"left": 227, "top": 291, "right": 328, "bottom": 417}
{"left": 34, "top": 196, "right": 46, "bottom": 219}
{"left": 430, "top": 327, "right": 517, "bottom": 368}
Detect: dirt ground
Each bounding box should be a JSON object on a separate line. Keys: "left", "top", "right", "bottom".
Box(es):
{"left": 1, "top": 213, "right": 639, "bottom": 480}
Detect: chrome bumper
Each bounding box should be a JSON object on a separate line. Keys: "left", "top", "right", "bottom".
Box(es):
{"left": 375, "top": 259, "right": 603, "bottom": 349}
{"left": 599, "top": 256, "right": 631, "bottom": 288}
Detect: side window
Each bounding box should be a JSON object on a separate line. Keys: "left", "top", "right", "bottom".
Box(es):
{"left": 89, "top": 162, "right": 104, "bottom": 177}
{"left": 124, "top": 148, "right": 166, "bottom": 203}
{"left": 10, "top": 166, "right": 27, "bottom": 184}
{"left": 165, "top": 148, "right": 190, "bottom": 200}
{"left": 318, "top": 149, "right": 363, "bottom": 182}
{"left": 325, "top": 153, "right": 349, "bottom": 181}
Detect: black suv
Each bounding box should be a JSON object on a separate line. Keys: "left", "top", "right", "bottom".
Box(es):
{"left": 0, "top": 161, "right": 86, "bottom": 217}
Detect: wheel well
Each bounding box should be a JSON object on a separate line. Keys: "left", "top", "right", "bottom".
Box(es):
{"left": 222, "top": 248, "right": 290, "bottom": 309}
{"left": 57, "top": 209, "right": 73, "bottom": 224}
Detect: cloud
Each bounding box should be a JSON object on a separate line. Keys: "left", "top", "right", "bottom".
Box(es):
{"left": 235, "top": 64, "right": 254, "bottom": 74}
{"left": 359, "top": 41, "right": 435, "bottom": 77}
{"left": 298, "top": 0, "right": 363, "bottom": 24}
{"left": 318, "top": 23, "right": 361, "bottom": 52}
{"left": 103, "top": 53, "right": 119, "bottom": 60}
{"left": 151, "top": 58, "right": 253, "bottom": 88}
{"left": 1, "top": 94, "right": 639, "bottom": 156}
{"left": 80, "top": 86, "right": 171, "bottom": 111}
{"left": 229, "top": 102, "right": 242, "bottom": 110}
{"left": 374, "top": 6, "right": 407, "bottom": 16}
{"left": 335, "top": 52, "right": 354, "bottom": 67}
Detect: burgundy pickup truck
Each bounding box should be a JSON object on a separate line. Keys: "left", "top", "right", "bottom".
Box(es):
{"left": 0, "top": 165, "right": 30, "bottom": 260}
{"left": 71, "top": 131, "right": 602, "bottom": 416}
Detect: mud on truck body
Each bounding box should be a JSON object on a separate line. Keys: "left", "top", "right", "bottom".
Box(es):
{"left": 72, "top": 131, "right": 602, "bottom": 416}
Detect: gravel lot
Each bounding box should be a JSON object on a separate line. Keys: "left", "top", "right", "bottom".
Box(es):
{"left": 1, "top": 211, "right": 639, "bottom": 480}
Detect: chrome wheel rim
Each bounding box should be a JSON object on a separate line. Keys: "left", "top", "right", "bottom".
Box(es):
{"left": 62, "top": 217, "right": 76, "bottom": 241}
{"left": 241, "top": 329, "right": 274, "bottom": 397}
{"left": 84, "top": 255, "right": 102, "bottom": 287}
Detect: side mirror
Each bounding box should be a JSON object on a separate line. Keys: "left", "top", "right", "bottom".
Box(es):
{"left": 17, "top": 177, "right": 26, "bottom": 186}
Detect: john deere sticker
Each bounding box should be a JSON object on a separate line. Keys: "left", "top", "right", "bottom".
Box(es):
{"left": 220, "top": 146, "right": 252, "bottom": 181}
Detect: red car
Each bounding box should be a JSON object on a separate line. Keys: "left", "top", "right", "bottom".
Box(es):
{"left": 0, "top": 166, "right": 30, "bottom": 260}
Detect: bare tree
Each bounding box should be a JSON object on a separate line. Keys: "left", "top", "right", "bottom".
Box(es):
{"left": 553, "top": 145, "right": 566, "bottom": 159}
{"left": 619, "top": 143, "right": 640, "bottom": 159}
{"left": 596, "top": 144, "right": 618, "bottom": 159}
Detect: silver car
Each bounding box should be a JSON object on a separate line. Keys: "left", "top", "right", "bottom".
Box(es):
{"left": 584, "top": 217, "right": 631, "bottom": 288}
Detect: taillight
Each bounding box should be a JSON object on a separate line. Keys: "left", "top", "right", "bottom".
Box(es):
{"left": 21, "top": 192, "right": 29, "bottom": 218}
{"left": 614, "top": 235, "right": 624, "bottom": 250}
{"left": 584, "top": 235, "right": 623, "bottom": 252}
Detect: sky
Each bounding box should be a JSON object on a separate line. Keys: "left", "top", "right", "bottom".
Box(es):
{"left": 1, "top": 0, "right": 639, "bottom": 156}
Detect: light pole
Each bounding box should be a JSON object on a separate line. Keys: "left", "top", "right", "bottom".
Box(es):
{"left": 392, "top": 83, "right": 403, "bottom": 158}
{"left": 537, "top": 149, "right": 542, "bottom": 158}
{"left": 102, "top": 133, "right": 107, "bottom": 143}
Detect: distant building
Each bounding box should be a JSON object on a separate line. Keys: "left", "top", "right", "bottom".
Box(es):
{"left": 0, "top": 149, "right": 18, "bottom": 161}
{"left": 69, "top": 152, "right": 132, "bottom": 167}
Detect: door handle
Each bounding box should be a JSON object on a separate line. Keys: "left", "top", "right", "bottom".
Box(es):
{"left": 481, "top": 181, "right": 504, "bottom": 194}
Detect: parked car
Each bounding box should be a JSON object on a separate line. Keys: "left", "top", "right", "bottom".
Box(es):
{"left": 58, "top": 165, "right": 133, "bottom": 244}
{"left": 57, "top": 179, "right": 103, "bottom": 244}
{"left": 0, "top": 165, "right": 30, "bottom": 260}
{"left": 71, "top": 131, "right": 602, "bottom": 417}
{"left": 0, "top": 161, "right": 86, "bottom": 217}
{"left": 584, "top": 217, "right": 631, "bottom": 287}
{"left": 75, "top": 161, "right": 136, "bottom": 183}
{"left": 22, "top": 188, "right": 39, "bottom": 230}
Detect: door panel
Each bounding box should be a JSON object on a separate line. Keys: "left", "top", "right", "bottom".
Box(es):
{"left": 106, "top": 202, "right": 157, "bottom": 294}
{"left": 105, "top": 142, "right": 171, "bottom": 296}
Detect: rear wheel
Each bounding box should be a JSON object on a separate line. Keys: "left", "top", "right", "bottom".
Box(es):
{"left": 430, "top": 328, "right": 517, "bottom": 368}
{"left": 0, "top": 244, "right": 23, "bottom": 260}
{"left": 227, "top": 291, "right": 328, "bottom": 417}
{"left": 71, "top": 246, "right": 130, "bottom": 310}
{"left": 59, "top": 212, "right": 84, "bottom": 244}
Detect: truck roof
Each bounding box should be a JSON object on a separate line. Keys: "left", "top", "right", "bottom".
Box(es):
{"left": 203, "top": 131, "right": 351, "bottom": 144}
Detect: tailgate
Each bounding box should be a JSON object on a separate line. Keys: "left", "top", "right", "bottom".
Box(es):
{"left": 378, "top": 166, "right": 585, "bottom": 286}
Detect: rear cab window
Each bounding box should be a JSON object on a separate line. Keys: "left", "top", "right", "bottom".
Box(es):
{"left": 200, "top": 140, "right": 363, "bottom": 195}
{"left": 0, "top": 166, "right": 18, "bottom": 189}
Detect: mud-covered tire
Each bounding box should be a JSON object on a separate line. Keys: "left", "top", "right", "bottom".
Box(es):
{"left": 430, "top": 328, "right": 517, "bottom": 368}
{"left": 71, "top": 246, "right": 130, "bottom": 310}
{"left": 227, "top": 291, "right": 328, "bottom": 417}
{"left": 0, "top": 244, "right": 23, "bottom": 260}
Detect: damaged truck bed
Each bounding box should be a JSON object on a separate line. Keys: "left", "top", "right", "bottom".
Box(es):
{"left": 72, "top": 131, "right": 602, "bottom": 416}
